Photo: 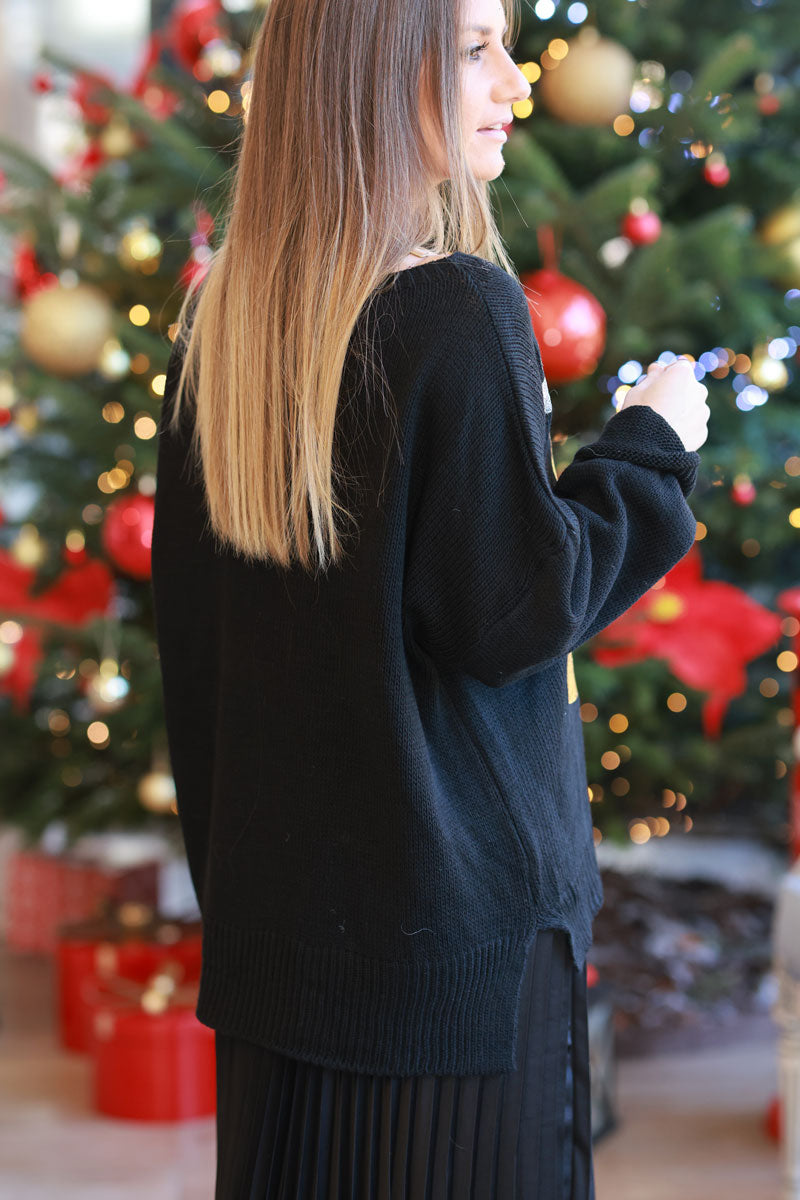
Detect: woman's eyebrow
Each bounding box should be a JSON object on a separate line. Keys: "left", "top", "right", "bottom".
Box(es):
{"left": 468, "top": 23, "right": 510, "bottom": 35}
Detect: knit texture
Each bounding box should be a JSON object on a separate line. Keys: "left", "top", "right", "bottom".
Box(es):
{"left": 151, "top": 251, "right": 701, "bottom": 1076}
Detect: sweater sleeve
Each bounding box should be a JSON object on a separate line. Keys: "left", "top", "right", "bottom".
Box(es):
{"left": 401, "top": 268, "right": 701, "bottom": 688}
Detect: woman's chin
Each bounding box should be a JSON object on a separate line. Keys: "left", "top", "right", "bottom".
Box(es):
{"left": 469, "top": 154, "right": 505, "bottom": 181}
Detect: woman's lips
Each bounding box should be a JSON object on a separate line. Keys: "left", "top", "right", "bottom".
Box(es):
{"left": 477, "top": 127, "right": 508, "bottom": 141}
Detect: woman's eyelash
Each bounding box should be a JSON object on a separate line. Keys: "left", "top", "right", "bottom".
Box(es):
{"left": 466, "top": 40, "right": 514, "bottom": 61}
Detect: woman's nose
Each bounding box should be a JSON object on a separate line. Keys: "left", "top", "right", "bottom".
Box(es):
{"left": 507, "top": 63, "right": 532, "bottom": 105}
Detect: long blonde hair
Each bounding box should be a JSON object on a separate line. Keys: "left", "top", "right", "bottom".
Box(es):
{"left": 168, "top": 0, "right": 520, "bottom": 573}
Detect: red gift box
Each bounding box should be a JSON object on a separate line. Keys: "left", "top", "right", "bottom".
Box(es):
{"left": 89, "top": 968, "right": 216, "bottom": 1121}
{"left": 5, "top": 846, "right": 160, "bottom": 953}
{"left": 56, "top": 903, "right": 203, "bottom": 1052}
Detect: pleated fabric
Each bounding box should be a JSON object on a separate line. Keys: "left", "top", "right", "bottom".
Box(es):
{"left": 213, "top": 927, "right": 595, "bottom": 1200}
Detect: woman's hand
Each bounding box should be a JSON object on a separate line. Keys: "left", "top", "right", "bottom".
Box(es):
{"left": 618, "top": 358, "right": 710, "bottom": 452}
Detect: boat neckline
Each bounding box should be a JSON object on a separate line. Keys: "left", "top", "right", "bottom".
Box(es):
{"left": 388, "top": 251, "right": 468, "bottom": 280}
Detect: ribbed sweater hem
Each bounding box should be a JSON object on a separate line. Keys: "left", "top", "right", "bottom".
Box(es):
{"left": 194, "top": 860, "right": 604, "bottom": 1077}
{"left": 196, "top": 920, "right": 534, "bottom": 1076}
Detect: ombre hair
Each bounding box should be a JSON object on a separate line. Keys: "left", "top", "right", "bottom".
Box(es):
{"left": 167, "top": 0, "right": 520, "bottom": 573}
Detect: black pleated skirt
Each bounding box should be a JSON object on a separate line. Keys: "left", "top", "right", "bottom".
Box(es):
{"left": 213, "top": 927, "right": 595, "bottom": 1199}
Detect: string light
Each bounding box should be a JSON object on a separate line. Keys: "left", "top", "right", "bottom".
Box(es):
{"left": 566, "top": 3, "right": 588, "bottom": 22}
{"left": 128, "top": 304, "right": 150, "bottom": 327}
{"left": 207, "top": 90, "right": 231, "bottom": 114}
{"left": 604, "top": 323, "right": 798, "bottom": 414}
{"left": 520, "top": 61, "right": 542, "bottom": 83}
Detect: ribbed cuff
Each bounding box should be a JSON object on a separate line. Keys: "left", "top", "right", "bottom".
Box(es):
{"left": 572, "top": 403, "right": 701, "bottom": 498}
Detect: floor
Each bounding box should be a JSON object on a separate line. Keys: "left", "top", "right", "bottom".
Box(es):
{"left": 0, "top": 942, "right": 785, "bottom": 1200}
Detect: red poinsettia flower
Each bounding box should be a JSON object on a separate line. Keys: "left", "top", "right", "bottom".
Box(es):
{"left": 589, "top": 543, "right": 784, "bottom": 738}
{"left": 55, "top": 141, "right": 107, "bottom": 191}
{"left": 0, "top": 625, "right": 45, "bottom": 714}
{"left": 13, "top": 239, "right": 58, "bottom": 300}
{"left": 70, "top": 70, "right": 114, "bottom": 127}
{"left": 0, "top": 549, "right": 114, "bottom": 626}
{"left": 130, "top": 32, "right": 181, "bottom": 120}
{"left": 0, "top": 550, "right": 115, "bottom": 712}
{"left": 168, "top": 0, "right": 226, "bottom": 73}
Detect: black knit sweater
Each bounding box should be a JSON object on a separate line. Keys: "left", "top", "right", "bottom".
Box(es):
{"left": 151, "top": 251, "right": 701, "bottom": 1076}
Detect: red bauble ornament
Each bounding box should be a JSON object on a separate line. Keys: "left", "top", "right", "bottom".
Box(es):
{"left": 757, "top": 94, "right": 780, "bottom": 117}
{"left": 621, "top": 209, "right": 662, "bottom": 245}
{"left": 168, "top": 0, "right": 225, "bottom": 72}
{"left": 519, "top": 268, "right": 606, "bottom": 384}
{"left": 730, "top": 477, "right": 756, "bottom": 505}
{"left": 704, "top": 161, "right": 730, "bottom": 188}
{"left": 102, "top": 494, "right": 155, "bottom": 581}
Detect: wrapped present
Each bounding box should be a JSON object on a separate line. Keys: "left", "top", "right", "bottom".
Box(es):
{"left": 56, "top": 901, "right": 203, "bottom": 1052}
{"left": 89, "top": 964, "right": 216, "bottom": 1121}
{"left": 4, "top": 837, "right": 162, "bottom": 953}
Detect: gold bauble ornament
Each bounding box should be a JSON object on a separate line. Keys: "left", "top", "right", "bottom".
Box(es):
{"left": 99, "top": 116, "right": 136, "bottom": 159}
{"left": 20, "top": 281, "right": 114, "bottom": 377}
{"left": 14, "top": 403, "right": 39, "bottom": 435}
{"left": 759, "top": 199, "right": 800, "bottom": 289}
{"left": 538, "top": 28, "right": 636, "bottom": 126}
{"left": 761, "top": 200, "right": 800, "bottom": 245}
{"left": 137, "top": 769, "right": 177, "bottom": 814}
{"left": 11, "top": 524, "right": 45, "bottom": 567}
{"left": 118, "top": 223, "right": 163, "bottom": 275}
{"left": 750, "top": 343, "right": 789, "bottom": 391}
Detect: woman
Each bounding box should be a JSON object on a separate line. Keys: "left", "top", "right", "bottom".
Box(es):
{"left": 150, "top": 0, "right": 710, "bottom": 1195}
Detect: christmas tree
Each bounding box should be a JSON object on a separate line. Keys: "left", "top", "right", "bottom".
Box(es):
{"left": 492, "top": 0, "right": 799, "bottom": 849}
{"left": 0, "top": 0, "right": 797, "bottom": 852}
{"left": 0, "top": 1, "right": 267, "bottom": 840}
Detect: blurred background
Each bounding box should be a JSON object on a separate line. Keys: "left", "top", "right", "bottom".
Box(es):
{"left": 0, "top": 0, "right": 798, "bottom": 1196}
